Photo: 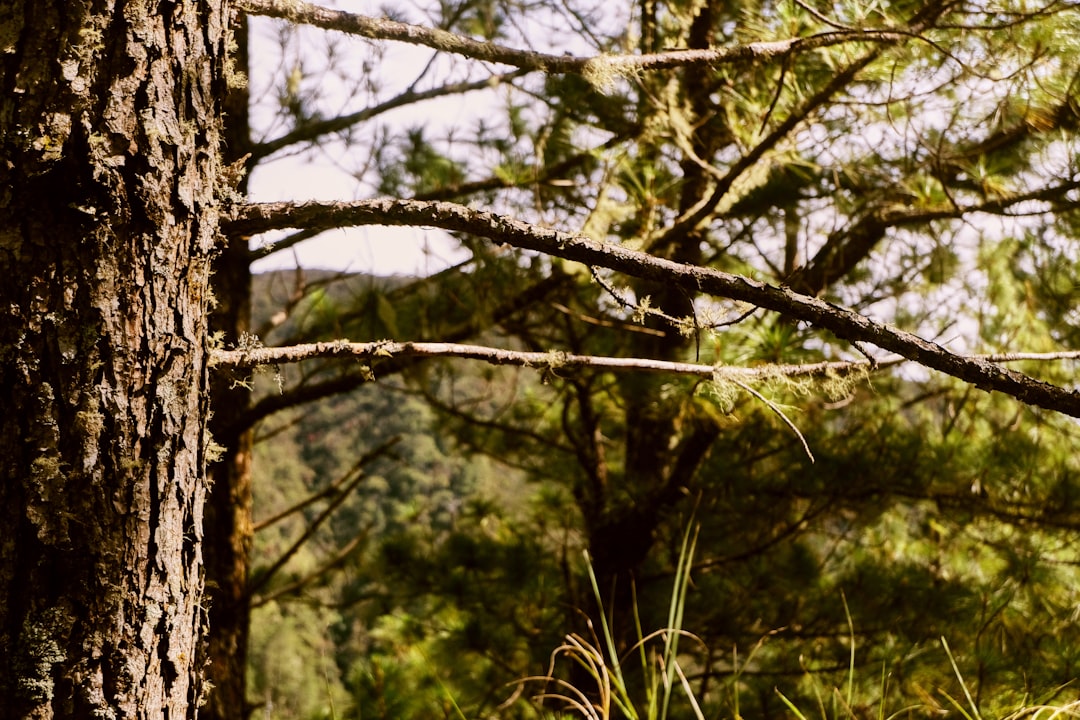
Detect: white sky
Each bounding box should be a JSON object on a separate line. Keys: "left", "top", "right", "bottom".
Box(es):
{"left": 245, "top": 8, "right": 482, "bottom": 276}
{"left": 244, "top": 0, "right": 617, "bottom": 276}
{"left": 246, "top": 162, "right": 470, "bottom": 277}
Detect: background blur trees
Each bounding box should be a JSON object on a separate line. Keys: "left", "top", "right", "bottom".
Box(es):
{"left": 211, "top": 0, "right": 1080, "bottom": 717}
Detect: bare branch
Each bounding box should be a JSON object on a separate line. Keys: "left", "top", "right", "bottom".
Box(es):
{"left": 211, "top": 338, "right": 1080, "bottom": 383}
{"left": 236, "top": 0, "right": 905, "bottom": 76}
{"left": 248, "top": 226, "right": 322, "bottom": 259}
{"left": 246, "top": 437, "right": 400, "bottom": 600}
{"left": 224, "top": 198, "right": 1080, "bottom": 417}
{"left": 249, "top": 530, "right": 369, "bottom": 609}
{"left": 251, "top": 436, "right": 399, "bottom": 530}
{"left": 212, "top": 339, "right": 740, "bottom": 375}
{"left": 249, "top": 70, "right": 527, "bottom": 164}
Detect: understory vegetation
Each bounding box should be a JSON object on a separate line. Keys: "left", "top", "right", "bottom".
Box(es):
{"left": 245, "top": 272, "right": 1080, "bottom": 720}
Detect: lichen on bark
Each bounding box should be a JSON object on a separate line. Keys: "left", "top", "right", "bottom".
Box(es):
{"left": 0, "top": 0, "right": 228, "bottom": 717}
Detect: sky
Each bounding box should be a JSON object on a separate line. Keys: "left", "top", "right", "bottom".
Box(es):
{"left": 243, "top": 0, "right": 619, "bottom": 276}
{"left": 246, "top": 163, "right": 470, "bottom": 277}
{"left": 245, "top": 91, "right": 475, "bottom": 277}
{"left": 244, "top": 4, "right": 499, "bottom": 277}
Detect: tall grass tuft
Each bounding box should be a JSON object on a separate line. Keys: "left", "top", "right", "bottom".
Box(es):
{"left": 510, "top": 530, "right": 1080, "bottom": 720}
{"left": 515, "top": 523, "right": 704, "bottom": 720}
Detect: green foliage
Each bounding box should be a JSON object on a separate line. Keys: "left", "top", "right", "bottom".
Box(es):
{"left": 516, "top": 527, "right": 704, "bottom": 720}
{"left": 248, "top": 601, "right": 349, "bottom": 720}
{"left": 377, "top": 127, "right": 467, "bottom": 197}
{"left": 242, "top": 0, "right": 1080, "bottom": 716}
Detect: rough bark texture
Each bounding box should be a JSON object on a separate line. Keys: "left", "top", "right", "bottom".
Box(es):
{"left": 0, "top": 0, "right": 225, "bottom": 717}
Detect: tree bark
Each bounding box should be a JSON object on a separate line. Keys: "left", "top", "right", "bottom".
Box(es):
{"left": 0, "top": 0, "right": 225, "bottom": 717}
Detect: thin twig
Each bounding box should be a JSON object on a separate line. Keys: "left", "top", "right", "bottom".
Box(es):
{"left": 728, "top": 377, "right": 815, "bottom": 463}
{"left": 245, "top": 437, "right": 400, "bottom": 598}
{"left": 250, "top": 530, "right": 370, "bottom": 608}
{"left": 236, "top": 0, "right": 906, "bottom": 75}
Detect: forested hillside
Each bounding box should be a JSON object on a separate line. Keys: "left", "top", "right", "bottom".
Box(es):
{"left": 245, "top": 267, "right": 1080, "bottom": 719}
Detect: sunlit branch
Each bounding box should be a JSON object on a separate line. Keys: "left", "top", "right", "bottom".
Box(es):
{"left": 211, "top": 339, "right": 849, "bottom": 376}
{"left": 210, "top": 338, "right": 1080, "bottom": 381}
{"left": 237, "top": 0, "right": 905, "bottom": 75}
{"left": 226, "top": 272, "right": 572, "bottom": 435}
{"left": 224, "top": 198, "right": 1080, "bottom": 417}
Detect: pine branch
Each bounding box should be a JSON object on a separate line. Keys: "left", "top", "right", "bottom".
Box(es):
{"left": 786, "top": 179, "right": 1080, "bottom": 295}
{"left": 223, "top": 198, "right": 1080, "bottom": 417}
{"left": 656, "top": 48, "right": 882, "bottom": 248}
{"left": 236, "top": 0, "right": 905, "bottom": 76}
{"left": 248, "top": 70, "right": 527, "bottom": 164}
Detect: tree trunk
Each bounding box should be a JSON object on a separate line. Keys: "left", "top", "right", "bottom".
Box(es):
{"left": 0, "top": 0, "right": 225, "bottom": 717}
{"left": 588, "top": 0, "right": 723, "bottom": 613}
{"left": 204, "top": 11, "right": 256, "bottom": 720}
